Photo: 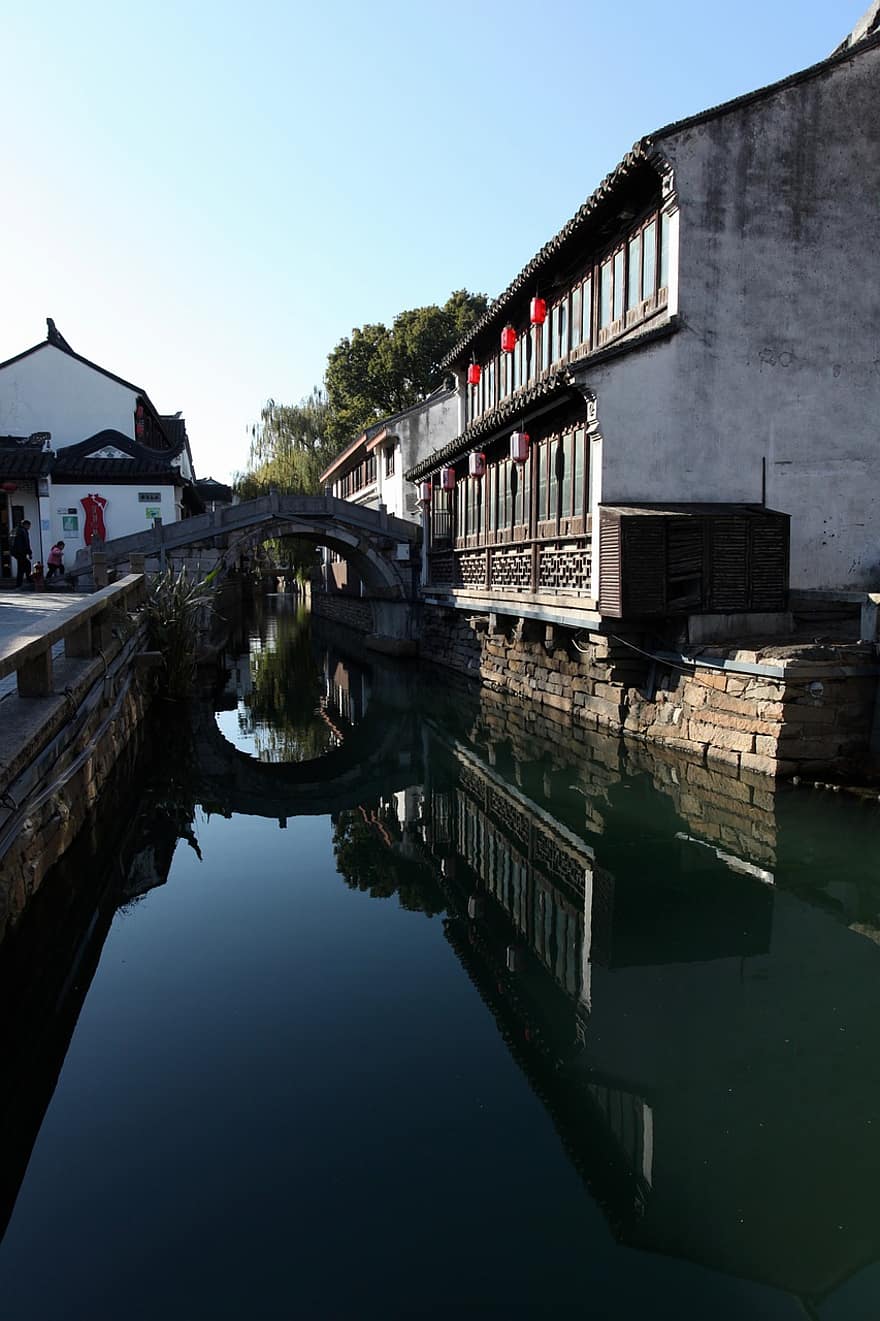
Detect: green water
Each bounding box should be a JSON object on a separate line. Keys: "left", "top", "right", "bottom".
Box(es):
{"left": 2, "top": 595, "right": 880, "bottom": 1319}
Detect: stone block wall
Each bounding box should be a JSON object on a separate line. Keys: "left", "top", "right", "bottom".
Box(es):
{"left": 311, "top": 590, "right": 373, "bottom": 634}
{"left": 421, "top": 604, "right": 878, "bottom": 780}
{"left": 0, "top": 667, "right": 153, "bottom": 940}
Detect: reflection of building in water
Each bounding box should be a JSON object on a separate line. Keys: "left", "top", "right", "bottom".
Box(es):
{"left": 419, "top": 720, "right": 880, "bottom": 1307}
{"left": 320, "top": 652, "right": 369, "bottom": 729}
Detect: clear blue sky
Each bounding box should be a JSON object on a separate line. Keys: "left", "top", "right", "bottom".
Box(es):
{"left": 0, "top": 0, "right": 865, "bottom": 482}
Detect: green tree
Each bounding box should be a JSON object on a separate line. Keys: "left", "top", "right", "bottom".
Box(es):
{"left": 236, "top": 288, "right": 488, "bottom": 490}
{"left": 235, "top": 388, "right": 333, "bottom": 499}
{"left": 324, "top": 288, "right": 487, "bottom": 447}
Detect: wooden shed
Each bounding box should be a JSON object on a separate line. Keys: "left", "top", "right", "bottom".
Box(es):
{"left": 598, "top": 504, "right": 790, "bottom": 618}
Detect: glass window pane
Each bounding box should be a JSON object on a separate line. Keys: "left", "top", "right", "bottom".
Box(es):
{"left": 571, "top": 286, "right": 582, "bottom": 346}
{"left": 559, "top": 301, "right": 568, "bottom": 358}
{"left": 660, "top": 212, "right": 670, "bottom": 288}
{"left": 574, "top": 430, "right": 585, "bottom": 516}
{"left": 642, "top": 220, "right": 656, "bottom": 298}
{"left": 561, "top": 436, "right": 572, "bottom": 518}
{"left": 537, "top": 442, "right": 548, "bottom": 522}
{"left": 613, "top": 249, "right": 625, "bottom": 320}
{"left": 541, "top": 322, "right": 551, "bottom": 371}
{"left": 600, "top": 261, "right": 612, "bottom": 328}
{"left": 583, "top": 277, "right": 592, "bottom": 344}
{"left": 628, "top": 236, "right": 640, "bottom": 309}
{"left": 520, "top": 453, "right": 531, "bottom": 528}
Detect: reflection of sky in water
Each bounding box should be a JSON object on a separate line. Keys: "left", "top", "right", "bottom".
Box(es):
{"left": 215, "top": 701, "right": 341, "bottom": 763}
{"left": 216, "top": 607, "right": 350, "bottom": 763}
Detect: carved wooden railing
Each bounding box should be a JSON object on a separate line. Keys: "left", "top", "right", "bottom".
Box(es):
{"left": 0, "top": 575, "right": 147, "bottom": 699}
{"left": 427, "top": 535, "right": 592, "bottom": 597}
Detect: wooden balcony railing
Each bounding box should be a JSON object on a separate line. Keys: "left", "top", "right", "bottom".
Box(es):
{"left": 427, "top": 534, "right": 592, "bottom": 597}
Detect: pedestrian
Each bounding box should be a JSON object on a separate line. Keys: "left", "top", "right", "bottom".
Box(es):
{"left": 46, "top": 540, "right": 65, "bottom": 581}
{"left": 11, "top": 519, "right": 32, "bottom": 589}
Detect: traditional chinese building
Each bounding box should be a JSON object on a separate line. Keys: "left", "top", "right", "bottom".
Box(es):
{"left": 0, "top": 320, "right": 200, "bottom": 580}
{"left": 408, "top": 17, "right": 880, "bottom": 636}
{"left": 318, "top": 386, "right": 457, "bottom": 597}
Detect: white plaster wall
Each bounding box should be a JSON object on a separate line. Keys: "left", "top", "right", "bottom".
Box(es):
{"left": 0, "top": 346, "right": 138, "bottom": 447}
{"left": 397, "top": 392, "right": 458, "bottom": 522}
{"left": 589, "top": 44, "right": 880, "bottom": 591}
{"left": 49, "top": 482, "right": 178, "bottom": 554}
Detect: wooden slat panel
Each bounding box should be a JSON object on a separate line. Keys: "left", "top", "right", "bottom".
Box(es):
{"left": 599, "top": 509, "right": 623, "bottom": 615}
{"left": 622, "top": 520, "right": 666, "bottom": 615}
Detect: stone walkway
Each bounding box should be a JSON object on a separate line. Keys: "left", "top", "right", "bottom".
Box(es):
{"left": 0, "top": 587, "right": 89, "bottom": 700}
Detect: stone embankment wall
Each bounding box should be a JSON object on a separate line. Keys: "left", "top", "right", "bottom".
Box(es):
{"left": 421, "top": 605, "right": 878, "bottom": 780}
{"left": 0, "top": 637, "right": 154, "bottom": 940}
{"left": 310, "top": 591, "right": 373, "bottom": 633}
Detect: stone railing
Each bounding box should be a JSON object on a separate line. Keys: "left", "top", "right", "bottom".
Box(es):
{"left": 0, "top": 575, "right": 147, "bottom": 699}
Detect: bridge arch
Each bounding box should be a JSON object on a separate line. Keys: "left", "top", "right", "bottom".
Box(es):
{"left": 190, "top": 697, "right": 422, "bottom": 818}
{"left": 218, "top": 516, "right": 405, "bottom": 598}
{"left": 72, "top": 494, "right": 422, "bottom": 647}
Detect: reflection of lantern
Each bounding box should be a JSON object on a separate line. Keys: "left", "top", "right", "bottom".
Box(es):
{"left": 467, "top": 362, "right": 481, "bottom": 386}
{"left": 468, "top": 451, "right": 486, "bottom": 479}
{"left": 440, "top": 466, "right": 456, "bottom": 491}
{"left": 530, "top": 297, "right": 547, "bottom": 325}
{"left": 510, "top": 431, "right": 530, "bottom": 463}
{"left": 419, "top": 481, "right": 432, "bottom": 504}
{"left": 501, "top": 325, "right": 516, "bottom": 353}
{"left": 1, "top": 481, "right": 17, "bottom": 493}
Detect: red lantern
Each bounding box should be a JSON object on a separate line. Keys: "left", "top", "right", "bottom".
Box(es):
{"left": 468, "top": 451, "right": 486, "bottom": 479}
{"left": 530, "top": 297, "right": 547, "bottom": 326}
{"left": 419, "top": 480, "right": 432, "bottom": 504}
{"left": 467, "top": 362, "right": 481, "bottom": 386}
{"left": 440, "top": 466, "right": 456, "bottom": 491}
{"left": 1, "top": 481, "right": 17, "bottom": 493}
{"left": 510, "top": 431, "right": 530, "bottom": 463}
{"left": 501, "top": 325, "right": 516, "bottom": 353}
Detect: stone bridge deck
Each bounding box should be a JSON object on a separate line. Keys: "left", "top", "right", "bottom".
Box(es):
{"left": 73, "top": 493, "right": 419, "bottom": 576}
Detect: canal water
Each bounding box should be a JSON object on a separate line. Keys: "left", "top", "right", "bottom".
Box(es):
{"left": 3, "top": 595, "right": 880, "bottom": 1319}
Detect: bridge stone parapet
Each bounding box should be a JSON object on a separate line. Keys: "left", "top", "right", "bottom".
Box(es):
{"left": 72, "top": 493, "right": 422, "bottom": 648}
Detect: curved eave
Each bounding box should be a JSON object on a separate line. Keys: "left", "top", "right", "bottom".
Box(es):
{"left": 441, "top": 141, "right": 657, "bottom": 370}
{"left": 405, "top": 372, "right": 578, "bottom": 482}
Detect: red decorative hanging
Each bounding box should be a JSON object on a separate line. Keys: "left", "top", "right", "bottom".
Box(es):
{"left": 439, "top": 466, "right": 456, "bottom": 491}
{"left": 500, "top": 325, "right": 516, "bottom": 353}
{"left": 1, "top": 481, "right": 17, "bottom": 493}
{"left": 468, "top": 451, "right": 486, "bottom": 479}
{"left": 81, "top": 492, "right": 108, "bottom": 545}
{"left": 419, "top": 480, "right": 433, "bottom": 504}
{"left": 467, "top": 362, "right": 481, "bottom": 386}
{"left": 510, "top": 431, "right": 530, "bottom": 463}
{"left": 530, "top": 297, "right": 547, "bottom": 326}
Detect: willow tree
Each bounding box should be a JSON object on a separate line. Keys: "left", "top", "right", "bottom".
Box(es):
{"left": 236, "top": 388, "right": 333, "bottom": 499}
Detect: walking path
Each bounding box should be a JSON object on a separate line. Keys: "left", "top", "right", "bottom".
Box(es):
{"left": 0, "top": 587, "right": 89, "bottom": 700}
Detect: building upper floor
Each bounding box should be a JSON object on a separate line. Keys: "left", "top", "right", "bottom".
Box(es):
{"left": 320, "top": 387, "right": 458, "bottom": 522}
{"left": 0, "top": 320, "right": 196, "bottom": 482}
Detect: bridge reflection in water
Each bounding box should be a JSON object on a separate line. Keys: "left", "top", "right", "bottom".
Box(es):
{"left": 3, "top": 605, "right": 880, "bottom": 1314}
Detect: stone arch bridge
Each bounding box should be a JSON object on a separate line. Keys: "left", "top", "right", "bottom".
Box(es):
{"left": 72, "top": 493, "right": 422, "bottom": 648}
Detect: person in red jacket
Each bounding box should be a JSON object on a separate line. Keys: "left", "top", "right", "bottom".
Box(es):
{"left": 46, "top": 541, "right": 65, "bottom": 580}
